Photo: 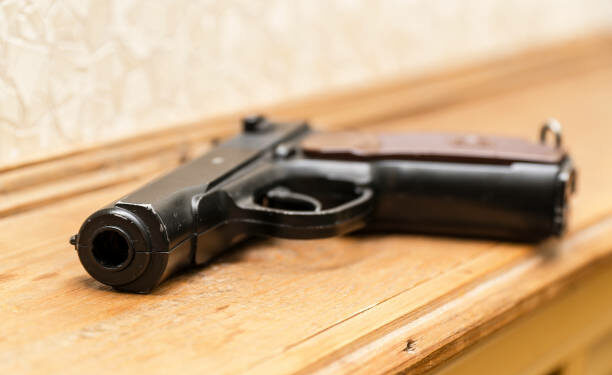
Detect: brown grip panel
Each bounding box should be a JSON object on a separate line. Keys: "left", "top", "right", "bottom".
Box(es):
{"left": 301, "top": 131, "right": 564, "bottom": 164}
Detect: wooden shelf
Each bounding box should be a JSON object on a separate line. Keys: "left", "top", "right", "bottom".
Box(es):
{"left": 1, "top": 34, "right": 612, "bottom": 374}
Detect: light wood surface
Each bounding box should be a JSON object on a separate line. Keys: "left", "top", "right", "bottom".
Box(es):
{"left": 1, "top": 35, "right": 612, "bottom": 374}
{"left": 431, "top": 266, "right": 612, "bottom": 375}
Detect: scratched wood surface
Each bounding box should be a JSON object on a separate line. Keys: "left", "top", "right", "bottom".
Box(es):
{"left": 1, "top": 35, "right": 612, "bottom": 375}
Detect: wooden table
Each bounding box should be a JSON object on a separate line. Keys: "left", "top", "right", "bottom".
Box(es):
{"left": 2, "top": 35, "right": 612, "bottom": 375}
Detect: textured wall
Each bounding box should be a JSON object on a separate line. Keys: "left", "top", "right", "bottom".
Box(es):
{"left": 1, "top": 0, "right": 611, "bottom": 164}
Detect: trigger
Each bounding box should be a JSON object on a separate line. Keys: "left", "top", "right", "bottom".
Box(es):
{"left": 262, "top": 186, "right": 322, "bottom": 212}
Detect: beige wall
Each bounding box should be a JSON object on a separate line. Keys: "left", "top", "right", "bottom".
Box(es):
{"left": 1, "top": 0, "right": 611, "bottom": 165}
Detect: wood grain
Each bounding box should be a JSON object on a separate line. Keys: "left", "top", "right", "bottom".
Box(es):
{"left": 1, "top": 34, "right": 612, "bottom": 375}
{"left": 2, "top": 35, "right": 612, "bottom": 218}
{"left": 430, "top": 264, "right": 612, "bottom": 375}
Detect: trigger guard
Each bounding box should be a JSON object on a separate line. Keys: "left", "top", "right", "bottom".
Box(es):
{"left": 235, "top": 187, "right": 374, "bottom": 239}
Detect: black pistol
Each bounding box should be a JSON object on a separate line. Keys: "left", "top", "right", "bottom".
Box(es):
{"left": 71, "top": 116, "right": 576, "bottom": 293}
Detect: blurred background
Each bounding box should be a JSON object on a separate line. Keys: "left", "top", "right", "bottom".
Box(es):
{"left": 1, "top": 0, "right": 611, "bottom": 165}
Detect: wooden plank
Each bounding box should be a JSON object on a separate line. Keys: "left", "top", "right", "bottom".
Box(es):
{"left": 4, "top": 34, "right": 609, "bottom": 173}
{"left": 427, "top": 265, "right": 612, "bottom": 375}
{"left": 1, "top": 34, "right": 612, "bottom": 375}
{"left": 2, "top": 35, "right": 612, "bottom": 218}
